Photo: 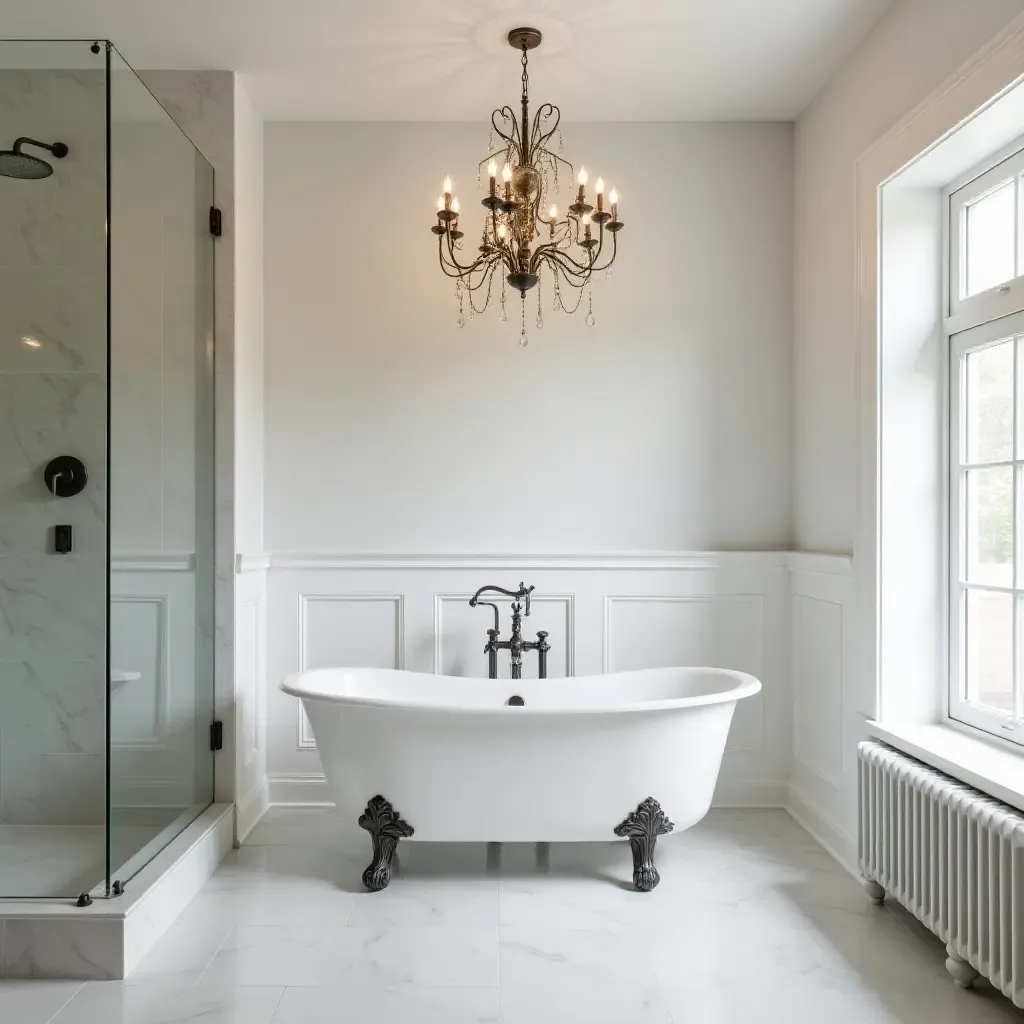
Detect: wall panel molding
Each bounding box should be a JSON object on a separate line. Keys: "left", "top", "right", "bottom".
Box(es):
{"left": 295, "top": 593, "right": 405, "bottom": 750}
{"left": 265, "top": 551, "right": 790, "bottom": 571}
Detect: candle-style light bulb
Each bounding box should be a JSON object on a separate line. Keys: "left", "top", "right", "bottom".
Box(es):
{"left": 443, "top": 176, "right": 452, "bottom": 195}
{"left": 502, "top": 163, "right": 512, "bottom": 183}
{"left": 451, "top": 196, "right": 460, "bottom": 214}
{"left": 549, "top": 204, "right": 557, "bottom": 219}
{"left": 488, "top": 160, "right": 497, "bottom": 178}
{"left": 582, "top": 213, "right": 591, "bottom": 228}
{"left": 609, "top": 187, "right": 618, "bottom": 205}
{"left": 595, "top": 176, "right": 605, "bottom": 213}
{"left": 578, "top": 167, "right": 588, "bottom": 186}
{"left": 596, "top": 177, "right": 604, "bottom": 194}
{"left": 437, "top": 196, "right": 444, "bottom": 212}
{"left": 497, "top": 222, "right": 506, "bottom": 239}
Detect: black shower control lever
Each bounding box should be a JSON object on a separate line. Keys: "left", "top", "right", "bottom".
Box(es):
{"left": 44, "top": 456, "right": 87, "bottom": 497}
{"left": 54, "top": 525, "right": 72, "bottom": 554}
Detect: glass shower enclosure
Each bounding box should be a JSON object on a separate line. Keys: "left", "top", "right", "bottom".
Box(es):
{"left": 0, "top": 41, "right": 215, "bottom": 900}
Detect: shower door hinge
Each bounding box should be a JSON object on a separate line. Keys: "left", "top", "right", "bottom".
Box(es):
{"left": 209, "top": 206, "right": 222, "bottom": 237}
{"left": 210, "top": 720, "right": 224, "bottom": 751}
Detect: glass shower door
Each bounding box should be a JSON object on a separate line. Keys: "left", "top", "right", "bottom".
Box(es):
{"left": 106, "top": 46, "right": 215, "bottom": 891}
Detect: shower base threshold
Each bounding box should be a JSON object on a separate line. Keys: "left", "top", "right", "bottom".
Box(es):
{"left": 0, "top": 803, "right": 232, "bottom": 979}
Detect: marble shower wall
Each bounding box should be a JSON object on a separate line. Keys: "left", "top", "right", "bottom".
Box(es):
{"left": 0, "top": 59, "right": 110, "bottom": 825}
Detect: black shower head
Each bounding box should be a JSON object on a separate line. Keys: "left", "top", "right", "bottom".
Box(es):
{"left": 0, "top": 138, "right": 68, "bottom": 179}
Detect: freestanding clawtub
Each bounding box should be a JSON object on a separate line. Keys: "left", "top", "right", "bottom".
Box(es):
{"left": 281, "top": 665, "right": 761, "bottom": 892}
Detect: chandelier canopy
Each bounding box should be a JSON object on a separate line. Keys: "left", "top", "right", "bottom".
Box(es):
{"left": 431, "top": 27, "right": 624, "bottom": 346}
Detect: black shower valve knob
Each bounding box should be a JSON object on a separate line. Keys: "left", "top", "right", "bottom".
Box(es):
{"left": 43, "top": 456, "right": 87, "bottom": 498}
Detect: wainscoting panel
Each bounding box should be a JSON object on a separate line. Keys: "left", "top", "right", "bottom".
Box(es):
{"left": 265, "top": 555, "right": 793, "bottom": 807}
{"left": 787, "top": 555, "right": 858, "bottom": 872}
{"left": 296, "top": 593, "right": 404, "bottom": 748}
{"left": 603, "top": 594, "right": 764, "bottom": 753}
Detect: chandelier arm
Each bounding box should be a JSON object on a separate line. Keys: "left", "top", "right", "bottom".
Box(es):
{"left": 437, "top": 235, "right": 496, "bottom": 282}
{"left": 538, "top": 251, "right": 593, "bottom": 289}
{"left": 477, "top": 148, "right": 511, "bottom": 176}
{"left": 491, "top": 106, "right": 520, "bottom": 158}
{"left": 443, "top": 230, "right": 508, "bottom": 286}
{"left": 531, "top": 240, "right": 598, "bottom": 276}
{"left": 530, "top": 103, "right": 561, "bottom": 155}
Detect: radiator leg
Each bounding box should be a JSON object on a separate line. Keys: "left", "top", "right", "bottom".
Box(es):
{"left": 945, "top": 945, "right": 980, "bottom": 989}
{"left": 863, "top": 879, "right": 885, "bottom": 904}
{"left": 358, "top": 795, "right": 414, "bottom": 892}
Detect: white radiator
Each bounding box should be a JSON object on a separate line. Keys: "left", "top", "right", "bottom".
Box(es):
{"left": 858, "top": 740, "right": 1024, "bottom": 1008}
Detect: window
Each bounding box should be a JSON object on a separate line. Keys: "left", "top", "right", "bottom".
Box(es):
{"left": 948, "top": 149, "right": 1024, "bottom": 746}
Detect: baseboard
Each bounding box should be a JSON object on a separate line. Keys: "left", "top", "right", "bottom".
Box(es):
{"left": 268, "top": 773, "right": 332, "bottom": 806}
{"left": 235, "top": 780, "right": 271, "bottom": 843}
{"left": 785, "top": 785, "right": 859, "bottom": 881}
{"left": 712, "top": 777, "right": 788, "bottom": 808}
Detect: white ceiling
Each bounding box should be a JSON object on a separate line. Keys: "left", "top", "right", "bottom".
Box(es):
{"left": 2, "top": 0, "right": 894, "bottom": 120}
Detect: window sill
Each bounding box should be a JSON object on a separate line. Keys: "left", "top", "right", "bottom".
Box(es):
{"left": 868, "top": 721, "right": 1024, "bottom": 814}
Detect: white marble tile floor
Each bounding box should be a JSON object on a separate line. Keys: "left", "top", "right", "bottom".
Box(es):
{"left": 1, "top": 807, "right": 1021, "bottom": 1022}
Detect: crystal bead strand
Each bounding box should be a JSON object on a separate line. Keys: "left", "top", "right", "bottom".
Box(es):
{"left": 500, "top": 276, "right": 508, "bottom": 322}
{"left": 536, "top": 276, "right": 544, "bottom": 328}
{"left": 585, "top": 283, "right": 595, "bottom": 327}
{"left": 456, "top": 280, "right": 465, "bottom": 328}
{"left": 519, "top": 291, "right": 529, "bottom": 347}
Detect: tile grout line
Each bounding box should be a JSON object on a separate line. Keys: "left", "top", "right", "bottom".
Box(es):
{"left": 266, "top": 984, "right": 287, "bottom": 1023}
{"left": 43, "top": 980, "right": 86, "bottom": 1023}
{"left": 193, "top": 922, "right": 235, "bottom": 985}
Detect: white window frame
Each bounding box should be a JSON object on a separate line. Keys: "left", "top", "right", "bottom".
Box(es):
{"left": 947, "top": 145, "right": 1024, "bottom": 333}
{"left": 946, "top": 144, "right": 1024, "bottom": 748}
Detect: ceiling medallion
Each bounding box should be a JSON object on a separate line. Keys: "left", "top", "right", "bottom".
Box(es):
{"left": 431, "top": 27, "right": 624, "bottom": 346}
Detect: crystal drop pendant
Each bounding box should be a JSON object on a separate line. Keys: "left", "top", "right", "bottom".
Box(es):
{"left": 536, "top": 311, "right": 543, "bottom": 329}
{"left": 469, "top": 307, "right": 475, "bottom": 321}
{"left": 500, "top": 304, "right": 508, "bottom": 323}
{"left": 519, "top": 328, "right": 529, "bottom": 347}
{"left": 586, "top": 311, "right": 595, "bottom": 327}
{"left": 457, "top": 311, "right": 465, "bottom": 328}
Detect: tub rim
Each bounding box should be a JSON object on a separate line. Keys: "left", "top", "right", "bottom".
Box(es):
{"left": 280, "top": 666, "right": 762, "bottom": 716}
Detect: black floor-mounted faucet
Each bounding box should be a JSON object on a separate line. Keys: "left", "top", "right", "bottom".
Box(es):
{"left": 469, "top": 582, "right": 550, "bottom": 679}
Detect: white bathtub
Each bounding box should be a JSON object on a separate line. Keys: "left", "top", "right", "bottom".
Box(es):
{"left": 281, "top": 666, "right": 761, "bottom": 891}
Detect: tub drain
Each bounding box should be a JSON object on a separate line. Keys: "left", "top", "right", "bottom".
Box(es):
{"left": 507, "top": 695, "right": 525, "bottom": 706}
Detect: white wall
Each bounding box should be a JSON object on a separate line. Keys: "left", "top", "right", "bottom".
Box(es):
{"left": 790, "top": 0, "right": 1024, "bottom": 870}
{"left": 264, "top": 121, "right": 794, "bottom": 554}
{"left": 795, "top": 0, "right": 1024, "bottom": 553}
{"left": 260, "top": 120, "right": 795, "bottom": 803}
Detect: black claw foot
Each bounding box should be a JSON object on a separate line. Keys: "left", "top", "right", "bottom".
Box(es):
{"left": 358, "top": 795, "right": 414, "bottom": 891}
{"left": 614, "top": 797, "right": 674, "bottom": 892}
